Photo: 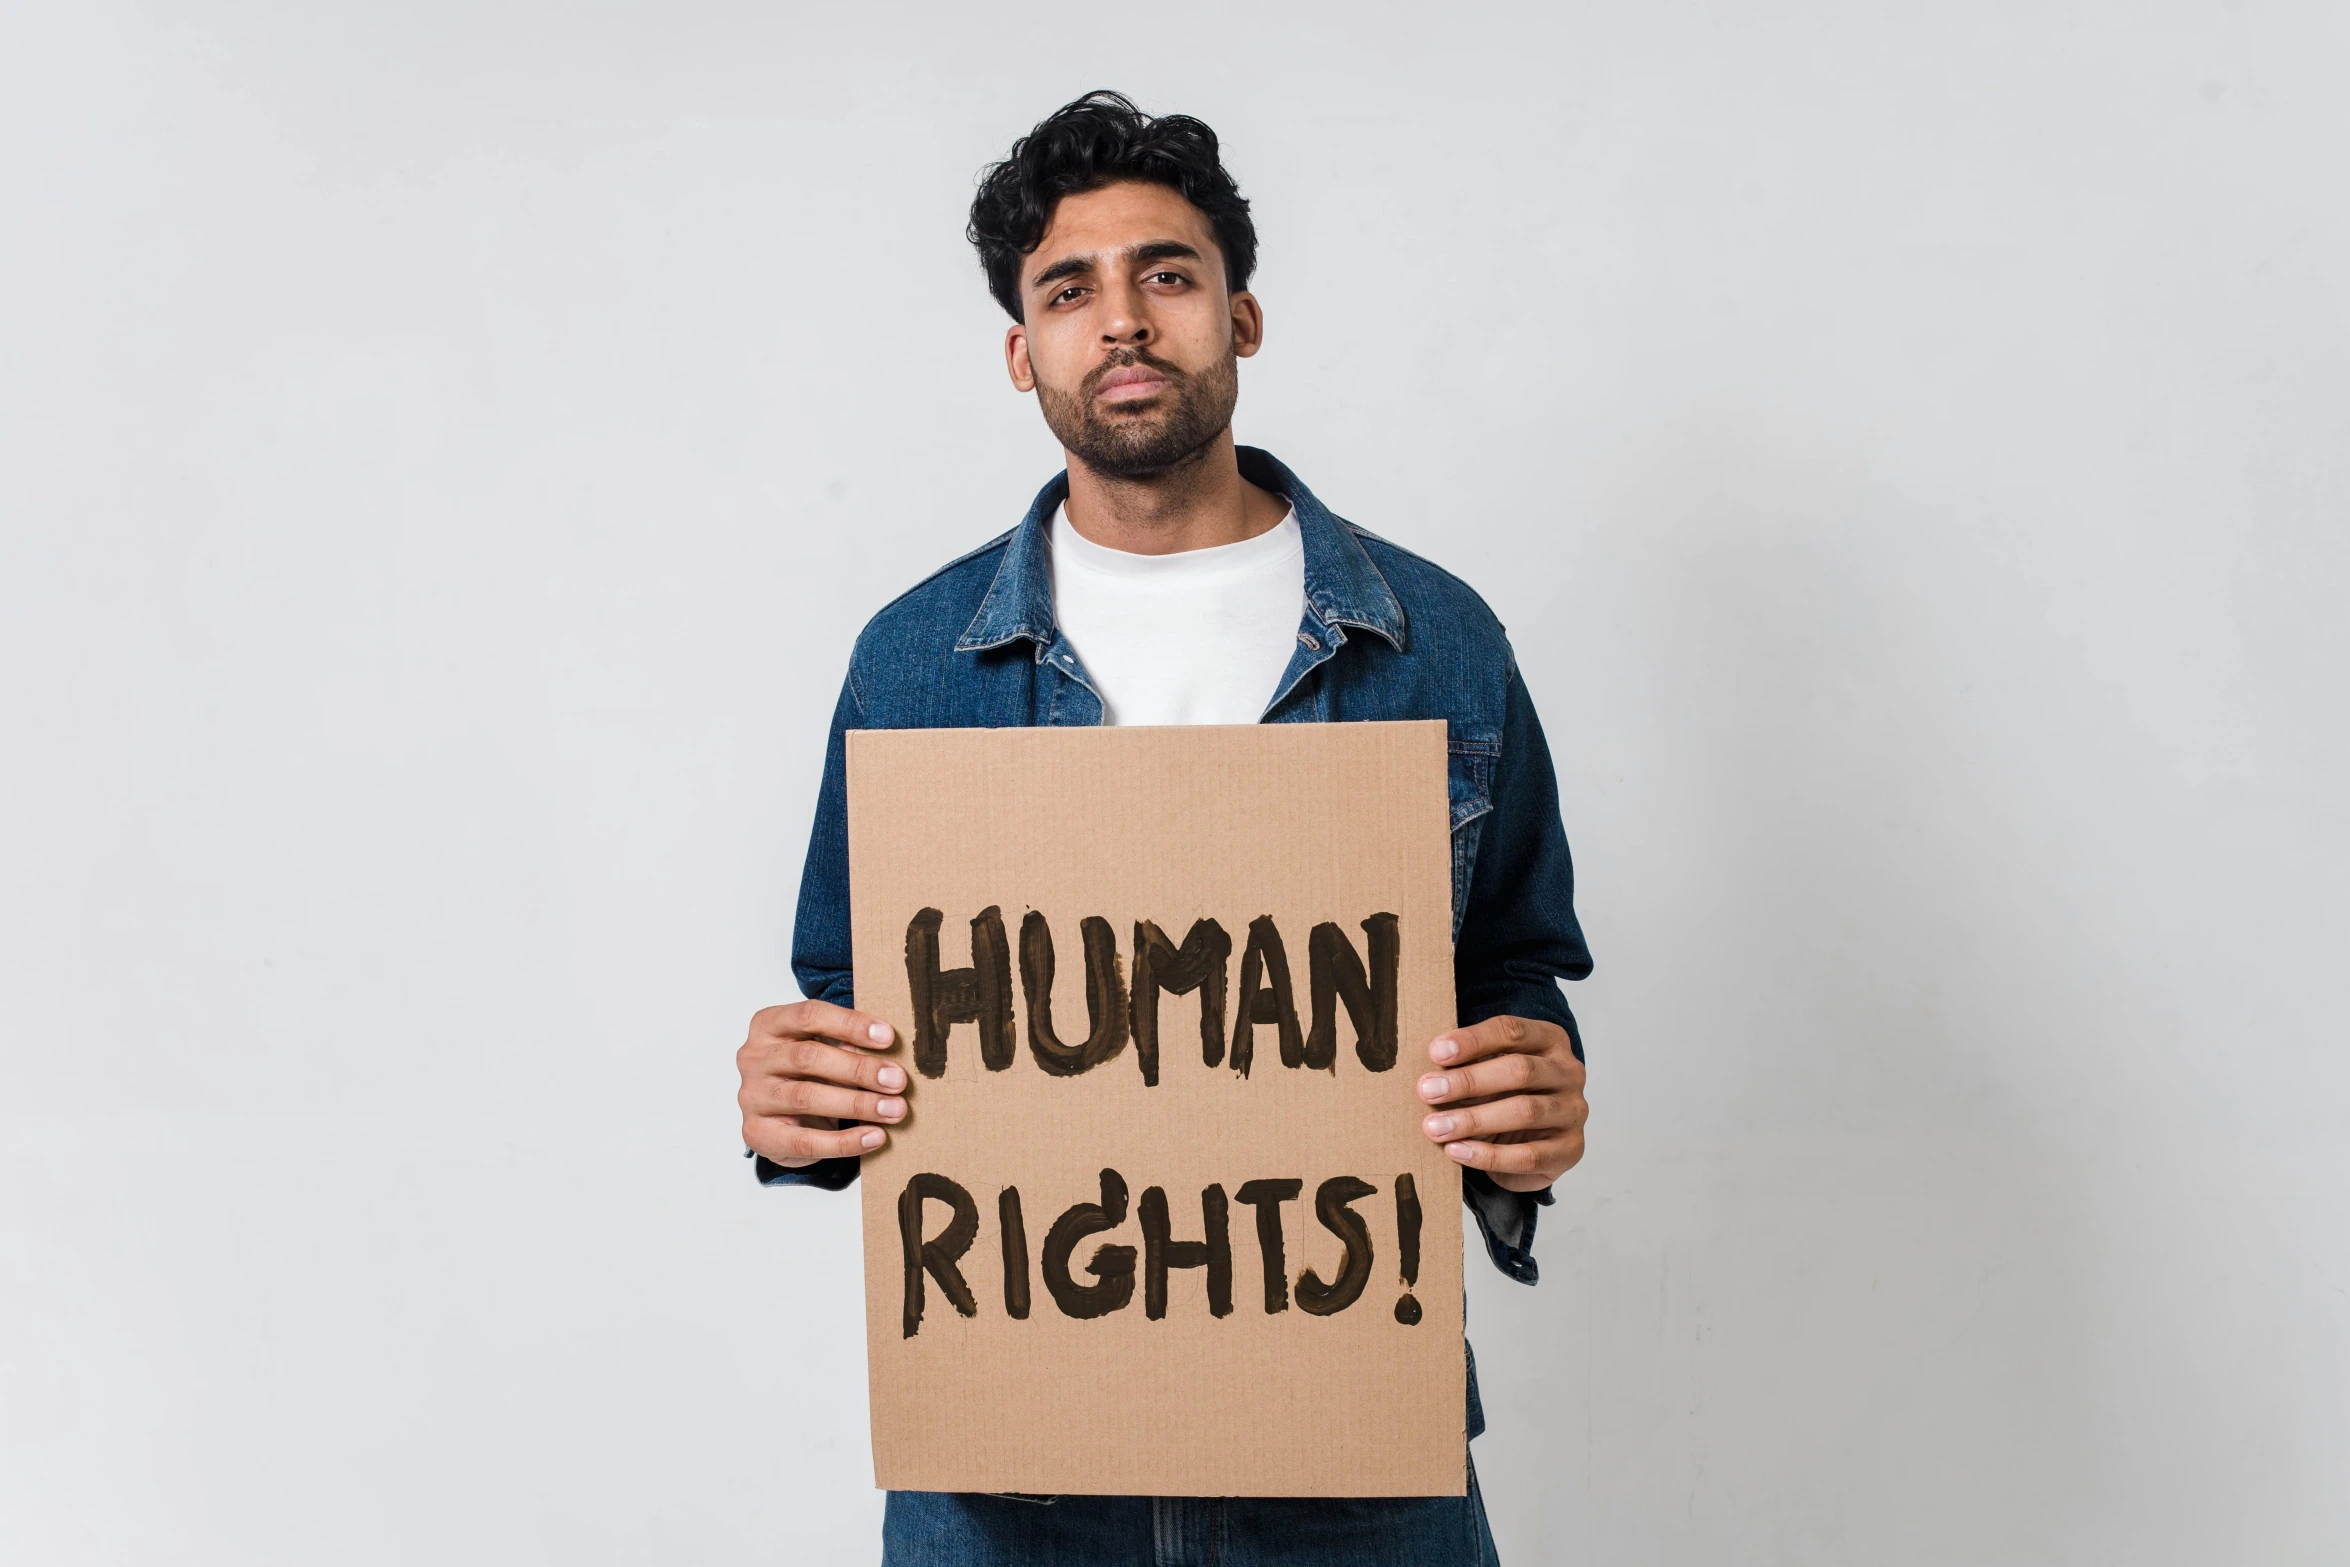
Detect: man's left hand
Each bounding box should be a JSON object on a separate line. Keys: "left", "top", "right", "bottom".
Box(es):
{"left": 1418, "top": 1015, "right": 1588, "bottom": 1193}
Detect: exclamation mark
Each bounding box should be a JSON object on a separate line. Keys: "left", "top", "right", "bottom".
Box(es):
{"left": 1393, "top": 1173, "right": 1423, "bottom": 1325}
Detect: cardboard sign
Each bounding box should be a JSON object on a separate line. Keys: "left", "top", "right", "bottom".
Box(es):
{"left": 844, "top": 720, "right": 1465, "bottom": 1498}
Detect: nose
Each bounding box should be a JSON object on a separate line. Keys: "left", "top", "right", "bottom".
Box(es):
{"left": 1098, "top": 274, "right": 1151, "bottom": 348}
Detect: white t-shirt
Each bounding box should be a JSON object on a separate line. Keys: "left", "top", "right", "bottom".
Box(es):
{"left": 1047, "top": 503, "right": 1307, "bottom": 726}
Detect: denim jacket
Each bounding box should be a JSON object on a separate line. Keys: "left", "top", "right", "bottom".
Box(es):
{"left": 762, "top": 448, "right": 1592, "bottom": 1299}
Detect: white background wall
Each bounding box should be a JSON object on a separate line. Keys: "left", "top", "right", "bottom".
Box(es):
{"left": 5, "top": 2, "right": 2346, "bottom": 1561}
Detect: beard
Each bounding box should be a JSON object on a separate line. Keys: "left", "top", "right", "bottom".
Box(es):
{"left": 1036, "top": 345, "right": 1240, "bottom": 479}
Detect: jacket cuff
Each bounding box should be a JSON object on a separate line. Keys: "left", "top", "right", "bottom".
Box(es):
{"left": 745, "top": 1148, "right": 862, "bottom": 1191}
{"left": 1462, "top": 1167, "right": 1553, "bottom": 1284}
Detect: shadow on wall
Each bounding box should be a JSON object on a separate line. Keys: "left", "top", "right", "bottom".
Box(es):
{"left": 1473, "top": 428, "right": 2140, "bottom": 1565}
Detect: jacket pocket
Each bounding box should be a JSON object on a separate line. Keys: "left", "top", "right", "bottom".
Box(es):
{"left": 1447, "top": 735, "right": 1499, "bottom": 939}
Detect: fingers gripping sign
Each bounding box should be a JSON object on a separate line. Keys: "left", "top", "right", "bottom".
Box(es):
{"left": 738, "top": 999, "right": 909, "bottom": 1167}
{"left": 1416, "top": 1014, "right": 1588, "bottom": 1193}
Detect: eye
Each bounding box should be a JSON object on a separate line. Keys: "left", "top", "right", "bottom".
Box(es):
{"left": 1051, "top": 285, "right": 1087, "bottom": 306}
{"left": 1146, "top": 270, "right": 1188, "bottom": 286}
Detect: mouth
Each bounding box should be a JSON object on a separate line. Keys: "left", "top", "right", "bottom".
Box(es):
{"left": 1092, "top": 363, "right": 1173, "bottom": 404}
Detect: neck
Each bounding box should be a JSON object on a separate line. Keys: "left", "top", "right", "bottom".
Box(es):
{"left": 1061, "top": 429, "right": 1288, "bottom": 555}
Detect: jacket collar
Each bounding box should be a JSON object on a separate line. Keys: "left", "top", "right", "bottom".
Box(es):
{"left": 954, "top": 446, "right": 1408, "bottom": 655}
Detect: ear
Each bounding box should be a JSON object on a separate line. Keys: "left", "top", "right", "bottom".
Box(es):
{"left": 1229, "top": 291, "right": 1265, "bottom": 359}
{"left": 1005, "top": 323, "right": 1036, "bottom": 392}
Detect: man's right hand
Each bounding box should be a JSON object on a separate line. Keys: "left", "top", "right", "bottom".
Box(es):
{"left": 737, "top": 1001, "right": 907, "bottom": 1168}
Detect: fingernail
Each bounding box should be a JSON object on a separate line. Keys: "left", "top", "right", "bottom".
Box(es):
{"left": 868, "top": 1022, "right": 894, "bottom": 1045}
{"left": 878, "top": 1065, "right": 906, "bottom": 1090}
{"left": 1424, "top": 1114, "right": 1456, "bottom": 1138}
{"left": 860, "top": 1128, "right": 884, "bottom": 1149}
{"left": 1419, "top": 1075, "right": 1448, "bottom": 1101}
{"left": 877, "top": 1097, "right": 905, "bottom": 1119}
{"left": 1432, "top": 1038, "right": 1459, "bottom": 1063}
{"left": 1446, "top": 1141, "right": 1474, "bottom": 1161}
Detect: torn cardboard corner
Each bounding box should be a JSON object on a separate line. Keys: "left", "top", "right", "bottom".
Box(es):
{"left": 845, "top": 720, "right": 1465, "bottom": 1498}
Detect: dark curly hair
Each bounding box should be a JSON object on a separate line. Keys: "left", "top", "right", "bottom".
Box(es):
{"left": 967, "top": 91, "right": 1257, "bottom": 322}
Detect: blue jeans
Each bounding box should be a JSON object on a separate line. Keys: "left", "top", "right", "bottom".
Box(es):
{"left": 880, "top": 1457, "right": 1503, "bottom": 1566}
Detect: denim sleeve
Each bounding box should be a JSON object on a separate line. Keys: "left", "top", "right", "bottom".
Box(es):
{"left": 1452, "top": 662, "right": 1594, "bottom": 1284}
{"left": 792, "top": 672, "right": 862, "bottom": 1010}
{"left": 755, "top": 671, "right": 866, "bottom": 1193}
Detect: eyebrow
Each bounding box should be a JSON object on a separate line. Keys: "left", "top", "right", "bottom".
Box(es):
{"left": 1027, "top": 239, "right": 1208, "bottom": 293}
{"left": 1132, "top": 240, "right": 1204, "bottom": 266}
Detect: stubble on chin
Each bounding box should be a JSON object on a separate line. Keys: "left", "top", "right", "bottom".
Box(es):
{"left": 1037, "top": 351, "right": 1240, "bottom": 480}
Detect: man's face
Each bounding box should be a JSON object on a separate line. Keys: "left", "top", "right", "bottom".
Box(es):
{"left": 1005, "top": 180, "right": 1263, "bottom": 478}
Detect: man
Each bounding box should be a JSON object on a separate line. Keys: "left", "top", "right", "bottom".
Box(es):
{"left": 736, "top": 91, "right": 1592, "bottom": 1565}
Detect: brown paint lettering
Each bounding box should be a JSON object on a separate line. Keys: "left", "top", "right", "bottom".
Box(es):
{"left": 1228, "top": 915, "right": 1303, "bottom": 1077}
{"left": 897, "top": 1172, "right": 979, "bottom": 1338}
{"left": 1232, "top": 1177, "right": 1304, "bottom": 1314}
{"left": 1040, "top": 1168, "right": 1137, "bottom": 1319}
{"left": 1306, "top": 913, "right": 1401, "bottom": 1072}
{"left": 1294, "top": 1175, "right": 1376, "bottom": 1316}
{"left": 999, "top": 1186, "right": 1031, "bottom": 1320}
{"left": 1140, "top": 1183, "right": 1233, "bottom": 1319}
{"left": 904, "top": 906, "right": 1014, "bottom": 1079}
{"left": 1393, "top": 1173, "right": 1423, "bottom": 1325}
{"left": 1129, "top": 919, "right": 1230, "bottom": 1088}
{"left": 1019, "top": 911, "right": 1129, "bottom": 1075}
